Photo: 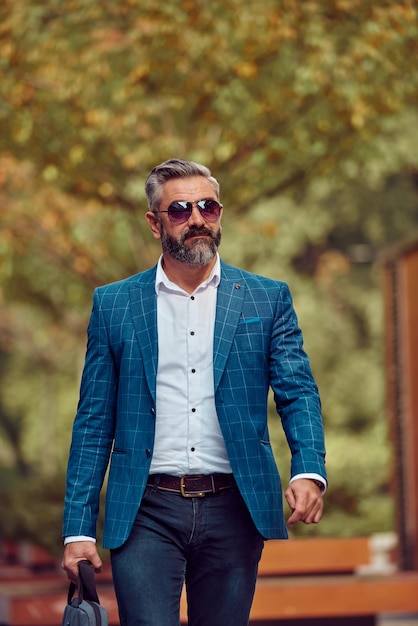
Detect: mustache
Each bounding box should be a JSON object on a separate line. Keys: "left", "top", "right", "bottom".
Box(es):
{"left": 184, "top": 226, "right": 215, "bottom": 240}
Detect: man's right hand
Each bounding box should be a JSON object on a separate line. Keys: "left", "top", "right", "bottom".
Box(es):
{"left": 61, "top": 541, "right": 103, "bottom": 583}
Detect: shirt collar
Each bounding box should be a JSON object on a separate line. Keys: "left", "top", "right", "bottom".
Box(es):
{"left": 155, "top": 254, "right": 221, "bottom": 294}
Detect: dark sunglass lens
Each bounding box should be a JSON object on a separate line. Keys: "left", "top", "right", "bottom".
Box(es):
{"left": 168, "top": 202, "right": 192, "bottom": 223}
{"left": 199, "top": 200, "right": 221, "bottom": 221}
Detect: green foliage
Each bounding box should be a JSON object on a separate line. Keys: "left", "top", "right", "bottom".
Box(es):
{"left": 1, "top": 0, "right": 418, "bottom": 550}
{"left": 1, "top": 0, "right": 417, "bottom": 210}
{"left": 229, "top": 178, "right": 409, "bottom": 537}
{"left": 0, "top": 468, "right": 66, "bottom": 557}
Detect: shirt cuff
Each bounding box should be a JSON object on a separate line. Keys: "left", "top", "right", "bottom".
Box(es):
{"left": 63, "top": 536, "right": 97, "bottom": 545}
{"left": 290, "top": 473, "right": 327, "bottom": 494}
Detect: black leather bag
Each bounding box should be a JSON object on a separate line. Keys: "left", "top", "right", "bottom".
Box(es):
{"left": 62, "top": 560, "right": 108, "bottom": 626}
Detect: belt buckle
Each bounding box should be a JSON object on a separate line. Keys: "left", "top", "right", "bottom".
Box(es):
{"left": 180, "top": 475, "right": 206, "bottom": 498}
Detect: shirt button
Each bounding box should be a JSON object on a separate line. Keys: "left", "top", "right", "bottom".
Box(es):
{"left": 190, "top": 331, "right": 195, "bottom": 335}
{"left": 191, "top": 368, "right": 196, "bottom": 373}
{"left": 191, "top": 447, "right": 195, "bottom": 452}
{"left": 191, "top": 408, "right": 196, "bottom": 412}
{"left": 191, "top": 296, "right": 195, "bottom": 300}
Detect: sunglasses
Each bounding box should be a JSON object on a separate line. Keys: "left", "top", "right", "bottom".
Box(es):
{"left": 157, "top": 199, "right": 222, "bottom": 224}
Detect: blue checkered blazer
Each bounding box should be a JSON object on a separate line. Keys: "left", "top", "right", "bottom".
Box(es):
{"left": 63, "top": 260, "right": 326, "bottom": 548}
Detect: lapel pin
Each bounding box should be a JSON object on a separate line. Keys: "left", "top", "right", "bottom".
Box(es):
{"left": 235, "top": 284, "right": 241, "bottom": 289}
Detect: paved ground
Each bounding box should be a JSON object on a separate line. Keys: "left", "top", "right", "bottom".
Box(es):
{"left": 379, "top": 615, "right": 418, "bottom": 625}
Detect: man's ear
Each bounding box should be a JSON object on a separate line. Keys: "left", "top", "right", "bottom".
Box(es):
{"left": 145, "top": 211, "right": 162, "bottom": 240}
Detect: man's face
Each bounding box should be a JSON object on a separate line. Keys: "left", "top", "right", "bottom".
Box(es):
{"left": 153, "top": 176, "right": 222, "bottom": 266}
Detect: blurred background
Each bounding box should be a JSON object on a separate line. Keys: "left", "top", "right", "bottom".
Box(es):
{"left": 0, "top": 0, "right": 418, "bottom": 559}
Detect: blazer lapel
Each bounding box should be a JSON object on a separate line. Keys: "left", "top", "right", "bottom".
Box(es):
{"left": 213, "top": 272, "right": 245, "bottom": 391}
{"left": 126, "top": 263, "right": 245, "bottom": 396}
{"left": 128, "top": 271, "right": 158, "bottom": 402}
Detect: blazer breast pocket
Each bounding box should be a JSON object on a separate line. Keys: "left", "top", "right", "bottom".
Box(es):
{"left": 235, "top": 317, "right": 262, "bottom": 334}
{"left": 233, "top": 318, "right": 266, "bottom": 361}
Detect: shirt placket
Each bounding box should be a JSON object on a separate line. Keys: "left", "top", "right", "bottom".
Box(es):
{"left": 186, "top": 293, "right": 201, "bottom": 472}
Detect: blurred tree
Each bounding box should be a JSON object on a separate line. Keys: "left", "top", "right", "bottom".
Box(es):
{"left": 221, "top": 168, "right": 418, "bottom": 536}
{"left": 0, "top": 0, "right": 417, "bottom": 548}
{"left": 1, "top": 0, "right": 417, "bottom": 315}
{"left": 1, "top": 1, "right": 417, "bottom": 199}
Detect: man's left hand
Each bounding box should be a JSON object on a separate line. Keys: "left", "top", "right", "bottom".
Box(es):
{"left": 285, "top": 478, "right": 324, "bottom": 527}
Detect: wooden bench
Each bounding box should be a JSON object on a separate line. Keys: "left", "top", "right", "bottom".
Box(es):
{"left": 242, "top": 536, "right": 418, "bottom": 625}
{"left": 1, "top": 537, "right": 418, "bottom": 625}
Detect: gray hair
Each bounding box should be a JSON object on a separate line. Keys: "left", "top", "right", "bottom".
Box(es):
{"left": 145, "top": 158, "right": 220, "bottom": 213}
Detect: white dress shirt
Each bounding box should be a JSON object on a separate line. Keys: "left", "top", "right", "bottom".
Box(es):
{"left": 150, "top": 254, "right": 232, "bottom": 475}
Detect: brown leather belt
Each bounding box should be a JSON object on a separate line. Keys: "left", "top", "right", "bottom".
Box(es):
{"left": 147, "top": 473, "right": 236, "bottom": 497}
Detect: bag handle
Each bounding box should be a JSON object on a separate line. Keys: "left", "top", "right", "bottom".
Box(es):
{"left": 67, "top": 560, "right": 100, "bottom": 606}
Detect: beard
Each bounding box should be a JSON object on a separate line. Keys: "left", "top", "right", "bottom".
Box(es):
{"left": 160, "top": 224, "right": 222, "bottom": 266}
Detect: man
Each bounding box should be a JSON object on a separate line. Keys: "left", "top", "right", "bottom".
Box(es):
{"left": 62, "top": 158, "right": 326, "bottom": 626}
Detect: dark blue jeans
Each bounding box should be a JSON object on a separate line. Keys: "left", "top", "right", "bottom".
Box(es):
{"left": 111, "top": 483, "right": 264, "bottom": 626}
